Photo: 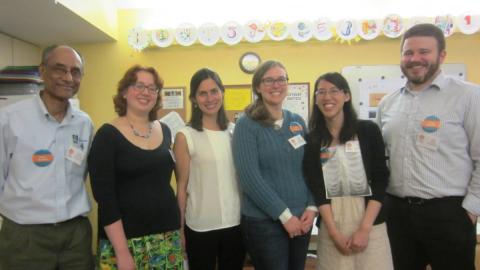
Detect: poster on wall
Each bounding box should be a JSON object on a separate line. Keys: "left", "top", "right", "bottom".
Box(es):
{"left": 358, "top": 78, "right": 404, "bottom": 120}
{"left": 283, "top": 83, "right": 310, "bottom": 124}
{"left": 161, "top": 88, "right": 184, "bottom": 109}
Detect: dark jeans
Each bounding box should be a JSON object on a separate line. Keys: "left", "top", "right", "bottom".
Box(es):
{"left": 185, "top": 225, "right": 246, "bottom": 270}
{"left": 0, "top": 216, "right": 94, "bottom": 270}
{"left": 385, "top": 194, "right": 476, "bottom": 270}
{"left": 241, "top": 215, "right": 311, "bottom": 270}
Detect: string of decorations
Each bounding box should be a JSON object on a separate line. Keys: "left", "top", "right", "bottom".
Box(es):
{"left": 127, "top": 13, "right": 480, "bottom": 51}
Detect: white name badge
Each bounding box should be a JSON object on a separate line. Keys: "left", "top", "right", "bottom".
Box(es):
{"left": 416, "top": 132, "right": 439, "bottom": 151}
{"left": 345, "top": 140, "right": 360, "bottom": 153}
{"left": 288, "top": 134, "right": 306, "bottom": 149}
{"left": 66, "top": 145, "right": 86, "bottom": 166}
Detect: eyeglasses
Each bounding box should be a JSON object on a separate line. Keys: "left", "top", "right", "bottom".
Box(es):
{"left": 315, "top": 88, "right": 343, "bottom": 97}
{"left": 47, "top": 65, "right": 83, "bottom": 80}
{"left": 261, "top": 77, "right": 289, "bottom": 87}
{"left": 131, "top": 83, "right": 159, "bottom": 95}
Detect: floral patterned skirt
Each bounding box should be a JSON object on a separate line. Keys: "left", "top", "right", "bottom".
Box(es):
{"left": 98, "top": 230, "right": 185, "bottom": 270}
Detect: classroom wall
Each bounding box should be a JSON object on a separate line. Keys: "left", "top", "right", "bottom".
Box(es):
{"left": 73, "top": 10, "right": 480, "bottom": 252}
{"left": 75, "top": 10, "right": 480, "bottom": 129}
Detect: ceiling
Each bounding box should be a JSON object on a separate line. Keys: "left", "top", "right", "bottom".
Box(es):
{"left": 0, "top": 0, "right": 115, "bottom": 46}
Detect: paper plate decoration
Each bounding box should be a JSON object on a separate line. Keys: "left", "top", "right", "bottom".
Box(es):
{"left": 128, "top": 27, "right": 150, "bottom": 51}
{"left": 198, "top": 23, "right": 220, "bottom": 46}
{"left": 290, "top": 20, "right": 313, "bottom": 42}
{"left": 175, "top": 23, "right": 198, "bottom": 46}
{"left": 357, "top": 19, "right": 381, "bottom": 40}
{"left": 456, "top": 13, "right": 480, "bottom": 35}
{"left": 312, "top": 18, "right": 333, "bottom": 41}
{"left": 221, "top": 21, "right": 243, "bottom": 45}
{"left": 151, "top": 28, "right": 174, "bottom": 48}
{"left": 267, "top": 21, "right": 289, "bottom": 41}
{"left": 435, "top": 15, "right": 455, "bottom": 37}
{"left": 244, "top": 20, "right": 266, "bottom": 43}
{"left": 336, "top": 19, "right": 358, "bottom": 41}
{"left": 383, "top": 14, "right": 404, "bottom": 38}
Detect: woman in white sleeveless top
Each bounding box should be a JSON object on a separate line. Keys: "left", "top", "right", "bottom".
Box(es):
{"left": 173, "top": 68, "right": 245, "bottom": 270}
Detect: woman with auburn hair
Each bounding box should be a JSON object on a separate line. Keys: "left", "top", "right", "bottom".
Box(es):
{"left": 89, "top": 65, "right": 184, "bottom": 269}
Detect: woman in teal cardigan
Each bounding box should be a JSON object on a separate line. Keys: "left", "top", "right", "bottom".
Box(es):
{"left": 232, "top": 60, "right": 317, "bottom": 270}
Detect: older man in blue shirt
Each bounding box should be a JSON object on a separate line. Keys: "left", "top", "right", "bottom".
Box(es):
{"left": 377, "top": 24, "right": 479, "bottom": 270}
{"left": 0, "top": 45, "right": 94, "bottom": 269}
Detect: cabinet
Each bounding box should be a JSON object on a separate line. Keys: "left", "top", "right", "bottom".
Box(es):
{"left": 0, "top": 33, "right": 40, "bottom": 69}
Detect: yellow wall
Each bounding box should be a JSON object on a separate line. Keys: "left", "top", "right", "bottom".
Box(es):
{"left": 75, "top": 10, "right": 480, "bottom": 128}
{"left": 74, "top": 10, "right": 480, "bottom": 251}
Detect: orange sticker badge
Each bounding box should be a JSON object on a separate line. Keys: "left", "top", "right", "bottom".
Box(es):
{"left": 289, "top": 121, "right": 303, "bottom": 134}
{"left": 421, "top": 115, "right": 441, "bottom": 133}
{"left": 320, "top": 147, "right": 331, "bottom": 165}
{"left": 32, "top": 149, "right": 54, "bottom": 167}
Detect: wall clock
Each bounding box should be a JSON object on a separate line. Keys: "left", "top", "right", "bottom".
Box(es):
{"left": 128, "top": 27, "right": 149, "bottom": 51}
{"left": 239, "top": 52, "right": 261, "bottom": 74}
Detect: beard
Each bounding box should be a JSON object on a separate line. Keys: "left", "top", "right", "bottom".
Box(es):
{"left": 401, "top": 57, "right": 440, "bottom": 85}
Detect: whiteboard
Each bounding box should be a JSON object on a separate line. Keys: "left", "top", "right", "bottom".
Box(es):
{"left": 341, "top": 63, "right": 467, "bottom": 120}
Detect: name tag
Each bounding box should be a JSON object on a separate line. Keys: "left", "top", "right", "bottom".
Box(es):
{"left": 66, "top": 145, "right": 86, "bottom": 166}
{"left": 345, "top": 140, "right": 360, "bottom": 153}
{"left": 288, "top": 134, "right": 306, "bottom": 149}
{"left": 416, "top": 132, "right": 439, "bottom": 151}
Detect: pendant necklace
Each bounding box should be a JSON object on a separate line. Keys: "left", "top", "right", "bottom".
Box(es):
{"left": 128, "top": 120, "right": 153, "bottom": 139}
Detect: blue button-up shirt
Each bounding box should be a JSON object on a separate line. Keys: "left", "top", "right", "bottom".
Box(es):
{"left": 377, "top": 71, "right": 480, "bottom": 216}
{"left": 0, "top": 93, "right": 93, "bottom": 224}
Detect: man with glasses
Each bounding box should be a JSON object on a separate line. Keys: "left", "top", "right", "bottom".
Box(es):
{"left": 0, "top": 45, "right": 94, "bottom": 269}
{"left": 377, "top": 24, "right": 479, "bottom": 270}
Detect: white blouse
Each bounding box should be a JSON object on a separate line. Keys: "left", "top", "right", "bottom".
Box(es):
{"left": 179, "top": 124, "right": 241, "bottom": 232}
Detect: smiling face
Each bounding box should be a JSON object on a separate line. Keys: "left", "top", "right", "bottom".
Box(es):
{"left": 256, "top": 66, "right": 288, "bottom": 108}
{"left": 193, "top": 78, "right": 223, "bottom": 117}
{"left": 40, "top": 46, "right": 83, "bottom": 102}
{"left": 400, "top": 36, "right": 446, "bottom": 91}
{"left": 315, "top": 79, "right": 350, "bottom": 123}
{"left": 125, "top": 71, "right": 159, "bottom": 115}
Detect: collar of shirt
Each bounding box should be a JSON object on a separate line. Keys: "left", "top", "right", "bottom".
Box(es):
{"left": 401, "top": 71, "right": 447, "bottom": 95}
{"left": 35, "top": 92, "right": 77, "bottom": 122}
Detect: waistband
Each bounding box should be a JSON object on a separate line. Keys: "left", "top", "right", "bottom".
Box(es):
{"left": 387, "top": 194, "right": 464, "bottom": 206}
{"left": 2, "top": 215, "right": 86, "bottom": 227}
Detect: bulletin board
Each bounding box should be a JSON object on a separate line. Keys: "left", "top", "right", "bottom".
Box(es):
{"left": 224, "top": 83, "right": 311, "bottom": 123}
{"left": 341, "top": 63, "right": 467, "bottom": 120}
{"left": 224, "top": 84, "right": 252, "bottom": 123}
{"left": 284, "top": 82, "right": 310, "bottom": 124}
{"left": 157, "top": 86, "right": 186, "bottom": 120}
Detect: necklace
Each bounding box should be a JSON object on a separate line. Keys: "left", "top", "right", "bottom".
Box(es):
{"left": 128, "top": 120, "right": 153, "bottom": 139}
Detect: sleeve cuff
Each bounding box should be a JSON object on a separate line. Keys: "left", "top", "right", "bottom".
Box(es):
{"left": 306, "top": 206, "right": 319, "bottom": 212}
{"left": 278, "top": 208, "right": 293, "bottom": 224}
{"left": 462, "top": 194, "right": 480, "bottom": 217}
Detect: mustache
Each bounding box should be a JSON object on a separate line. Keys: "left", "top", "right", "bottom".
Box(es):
{"left": 406, "top": 61, "right": 427, "bottom": 68}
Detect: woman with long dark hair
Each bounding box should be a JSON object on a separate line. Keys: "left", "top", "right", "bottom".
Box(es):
{"left": 304, "top": 72, "right": 393, "bottom": 270}
{"left": 174, "top": 68, "right": 245, "bottom": 270}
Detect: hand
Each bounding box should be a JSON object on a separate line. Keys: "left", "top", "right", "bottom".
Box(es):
{"left": 329, "top": 230, "right": 352, "bottom": 256}
{"left": 300, "top": 209, "right": 316, "bottom": 234}
{"left": 116, "top": 250, "right": 136, "bottom": 270}
{"left": 347, "top": 227, "right": 370, "bottom": 253}
{"left": 283, "top": 216, "right": 303, "bottom": 238}
{"left": 467, "top": 211, "right": 477, "bottom": 225}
